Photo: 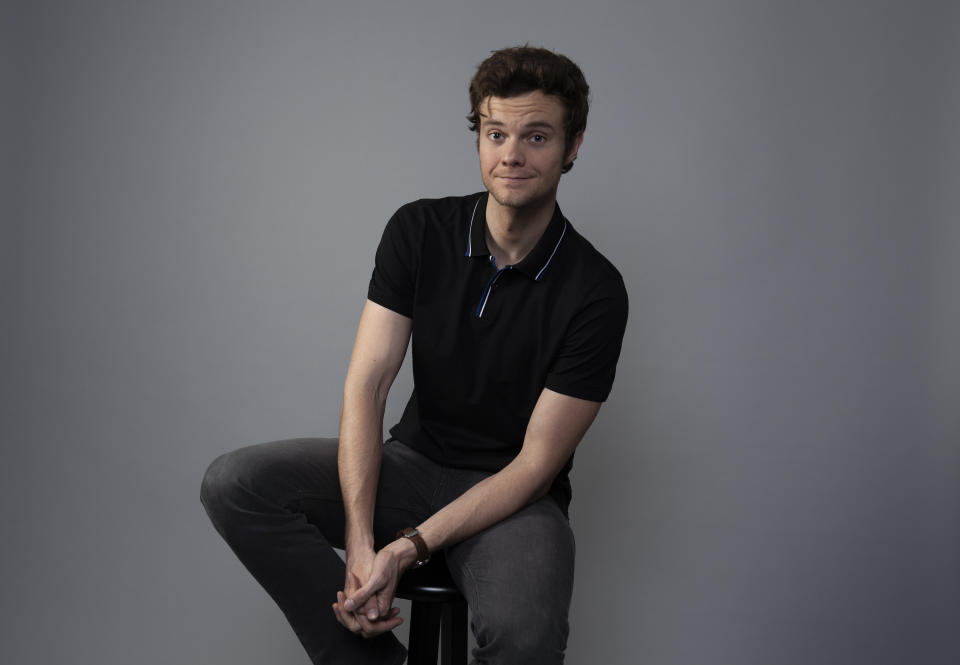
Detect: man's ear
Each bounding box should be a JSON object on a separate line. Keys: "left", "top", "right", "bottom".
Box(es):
{"left": 565, "top": 132, "right": 584, "bottom": 165}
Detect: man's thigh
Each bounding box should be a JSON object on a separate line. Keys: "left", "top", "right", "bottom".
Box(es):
{"left": 444, "top": 495, "right": 575, "bottom": 663}
{"left": 211, "top": 437, "right": 438, "bottom": 550}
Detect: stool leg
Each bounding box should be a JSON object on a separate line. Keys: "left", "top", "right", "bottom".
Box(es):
{"left": 408, "top": 601, "right": 441, "bottom": 665}
{"left": 440, "top": 600, "right": 468, "bottom": 665}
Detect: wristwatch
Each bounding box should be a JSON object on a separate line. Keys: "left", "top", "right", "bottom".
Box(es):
{"left": 396, "top": 527, "right": 431, "bottom": 569}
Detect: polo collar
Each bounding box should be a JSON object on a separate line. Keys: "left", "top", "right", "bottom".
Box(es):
{"left": 464, "top": 192, "right": 568, "bottom": 281}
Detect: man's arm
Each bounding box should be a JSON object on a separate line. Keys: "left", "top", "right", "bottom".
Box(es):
{"left": 335, "top": 299, "right": 411, "bottom": 635}
{"left": 415, "top": 388, "right": 600, "bottom": 549}
{"left": 343, "top": 387, "right": 601, "bottom": 624}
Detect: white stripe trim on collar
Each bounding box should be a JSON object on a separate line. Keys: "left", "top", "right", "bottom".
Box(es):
{"left": 464, "top": 196, "right": 482, "bottom": 257}
{"left": 534, "top": 219, "right": 567, "bottom": 281}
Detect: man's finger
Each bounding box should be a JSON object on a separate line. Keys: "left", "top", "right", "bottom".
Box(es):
{"left": 353, "top": 610, "right": 375, "bottom": 633}
{"left": 332, "top": 603, "right": 349, "bottom": 629}
{"left": 362, "top": 596, "right": 380, "bottom": 621}
{"left": 376, "top": 587, "right": 395, "bottom": 618}
{"left": 336, "top": 590, "right": 394, "bottom": 637}
{"left": 332, "top": 599, "right": 357, "bottom": 633}
{"left": 342, "top": 572, "right": 368, "bottom": 611}
{"left": 343, "top": 571, "right": 362, "bottom": 597}
{"left": 339, "top": 603, "right": 403, "bottom": 639}
{"left": 352, "top": 602, "right": 397, "bottom": 636}
{"left": 344, "top": 578, "right": 379, "bottom": 612}
{"left": 358, "top": 609, "right": 404, "bottom": 638}
{"left": 334, "top": 592, "right": 362, "bottom": 633}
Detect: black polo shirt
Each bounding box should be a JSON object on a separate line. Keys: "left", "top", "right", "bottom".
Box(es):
{"left": 367, "top": 191, "right": 628, "bottom": 510}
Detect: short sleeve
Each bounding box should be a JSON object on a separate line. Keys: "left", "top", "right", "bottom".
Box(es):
{"left": 367, "top": 206, "right": 420, "bottom": 318}
{"left": 544, "top": 278, "right": 628, "bottom": 402}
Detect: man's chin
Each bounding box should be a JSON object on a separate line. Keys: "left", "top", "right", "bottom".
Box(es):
{"left": 488, "top": 188, "right": 545, "bottom": 211}
{"left": 490, "top": 194, "right": 526, "bottom": 209}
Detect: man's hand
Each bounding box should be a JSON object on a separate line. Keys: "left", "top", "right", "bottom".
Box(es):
{"left": 332, "top": 573, "right": 403, "bottom": 638}
{"left": 343, "top": 545, "right": 379, "bottom": 620}
{"left": 332, "top": 539, "right": 417, "bottom": 638}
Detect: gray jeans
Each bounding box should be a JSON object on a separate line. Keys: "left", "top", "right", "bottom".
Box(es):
{"left": 200, "top": 438, "right": 575, "bottom": 665}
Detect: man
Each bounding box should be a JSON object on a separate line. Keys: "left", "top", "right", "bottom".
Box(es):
{"left": 201, "top": 46, "right": 628, "bottom": 665}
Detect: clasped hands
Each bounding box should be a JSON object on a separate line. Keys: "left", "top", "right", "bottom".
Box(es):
{"left": 332, "top": 539, "right": 417, "bottom": 638}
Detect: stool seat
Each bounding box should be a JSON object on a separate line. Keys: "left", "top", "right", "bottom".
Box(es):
{"left": 395, "top": 554, "right": 468, "bottom": 665}
{"left": 395, "top": 557, "right": 463, "bottom": 601}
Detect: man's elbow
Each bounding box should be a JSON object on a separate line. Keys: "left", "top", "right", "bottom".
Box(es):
{"left": 343, "top": 371, "right": 391, "bottom": 409}
{"left": 511, "top": 455, "right": 561, "bottom": 506}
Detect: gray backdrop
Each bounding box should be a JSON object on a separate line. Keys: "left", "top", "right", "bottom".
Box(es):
{"left": 3, "top": 1, "right": 958, "bottom": 664}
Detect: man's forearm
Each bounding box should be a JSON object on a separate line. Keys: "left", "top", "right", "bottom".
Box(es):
{"left": 342, "top": 454, "right": 555, "bottom": 612}
{"left": 414, "top": 388, "right": 600, "bottom": 556}
{"left": 415, "top": 454, "right": 551, "bottom": 554}
{"left": 339, "top": 403, "right": 545, "bottom": 563}
{"left": 338, "top": 386, "right": 387, "bottom": 551}
{"left": 337, "top": 301, "right": 412, "bottom": 553}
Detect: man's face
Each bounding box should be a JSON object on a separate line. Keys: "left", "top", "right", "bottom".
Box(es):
{"left": 477, "top": 91, "right": 582, "bottom": 212}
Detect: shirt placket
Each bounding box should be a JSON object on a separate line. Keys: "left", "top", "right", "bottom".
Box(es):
{"left": 475, "top": 256, "right": 513, "bottom": 318}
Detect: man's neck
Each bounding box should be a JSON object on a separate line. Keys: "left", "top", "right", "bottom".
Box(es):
{"left": 484, "top": 194, "right": 557, "bottom": 267}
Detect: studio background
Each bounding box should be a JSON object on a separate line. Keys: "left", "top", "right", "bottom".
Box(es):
{"left": 3, "top": 1, "right": 958, "bottom": 664}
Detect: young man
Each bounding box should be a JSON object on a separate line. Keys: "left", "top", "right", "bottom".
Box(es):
{"left": 201, "top": 46, "right": 628, "bottom": 665}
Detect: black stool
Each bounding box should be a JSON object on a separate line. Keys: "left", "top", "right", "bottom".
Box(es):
{"left": 395, "top": 554, "right": 468, "bottom": 665}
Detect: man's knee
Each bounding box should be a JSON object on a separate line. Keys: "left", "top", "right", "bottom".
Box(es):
{"left": 202, "top": 438, "right": 341, "bottom": 517}
{"left": 452, "top": 504, "right": 573, "bottom": 663}
{"left": 200, "top": 440, "right": 317, "bottom": 523}
{"left": 200, "top": 446, "right": 257, "bottom": 525}
{"left": 476, "top": 604, "right": 569, "bottom": 665}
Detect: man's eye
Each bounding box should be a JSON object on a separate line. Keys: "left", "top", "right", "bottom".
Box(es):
{"left": 489, "top": 131, "right": 503, "bottom": 140}
{"left": 530, "top": 134, "right": 546, "bottom": 143}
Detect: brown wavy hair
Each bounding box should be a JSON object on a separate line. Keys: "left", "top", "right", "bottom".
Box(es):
{"left": 467, "top": 45, "right": 589, "bottom": 173}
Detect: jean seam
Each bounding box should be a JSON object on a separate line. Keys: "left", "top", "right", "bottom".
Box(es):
{"left": 456, "top": 555, "right": 483, "bottom": 657}
{"left": 430, "top": 466, "right": 447, "bottom": 513}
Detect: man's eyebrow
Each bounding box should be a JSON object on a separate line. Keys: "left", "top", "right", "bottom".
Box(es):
{"left": 481, "top": 119, "right": 558, "bottom": 131}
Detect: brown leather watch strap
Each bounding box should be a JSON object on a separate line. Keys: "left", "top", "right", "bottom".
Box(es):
{"left": 396, "top": 527, "right": 431, "bottom": 568}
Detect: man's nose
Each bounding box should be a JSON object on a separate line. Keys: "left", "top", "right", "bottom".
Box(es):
{"left": 501, "top": 139, "right": 524, "bottom": 165}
